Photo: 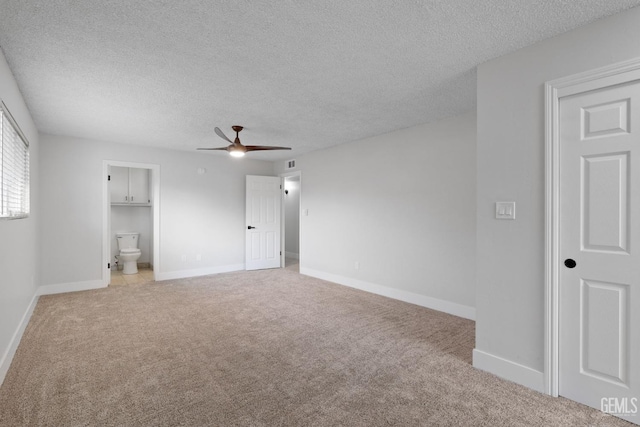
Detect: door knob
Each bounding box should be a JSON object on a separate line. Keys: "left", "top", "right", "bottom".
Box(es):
{"left": 247, "top": 226, "right": 256, "bottom": 230}
{"left": 564, "top": 259, "right": 576, "bottom": 268}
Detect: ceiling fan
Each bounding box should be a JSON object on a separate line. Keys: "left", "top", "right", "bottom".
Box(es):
{"left": 197, "top": 125, "right": 291, "bottom": 157}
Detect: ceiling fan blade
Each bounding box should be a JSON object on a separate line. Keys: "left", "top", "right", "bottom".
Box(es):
{"left": 196, "top": 147, "right": 229, "bottom": 151}
{"left": 214, "top": 127, "right": 233, "bottom": 143}
{"left": 244, "top": 145, "right": 292, "bottom": 151}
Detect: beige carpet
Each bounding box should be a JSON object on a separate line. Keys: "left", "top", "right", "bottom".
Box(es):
{"left": 0, "top": 265, "right": 631, "bottom": 426}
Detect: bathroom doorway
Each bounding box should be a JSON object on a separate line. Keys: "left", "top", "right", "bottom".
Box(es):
{"left": 281, "top": 171, "right": 301, "bottom": 271}
{"left": 102, "top": 160, "right": 160, "bottom": 286}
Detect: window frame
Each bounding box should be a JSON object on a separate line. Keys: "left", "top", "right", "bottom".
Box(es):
{"left": 0, "top": 100, "right": 30, "bottom": 220}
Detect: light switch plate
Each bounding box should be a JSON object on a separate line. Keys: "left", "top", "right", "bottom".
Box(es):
{"left": 496, "top": 202, "right": 516, "bottom": 220}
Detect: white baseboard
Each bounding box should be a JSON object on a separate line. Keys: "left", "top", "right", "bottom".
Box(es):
{"left": 37, "top": 279, "right": 106, "bottom": 296}
{"left": 473, "top": 348, "right": 544, "bottom": 393}
{"left": 285, "top": 252, "right": 299, "bottom": 260}
{"left": 0, "top": 292, "right": 39, "bottom": 386}
{"left": 155, "top": 264, "right": 245, "bottom": 281}
{"left": 300, "top": 267, "right": 476, "bottom": 320}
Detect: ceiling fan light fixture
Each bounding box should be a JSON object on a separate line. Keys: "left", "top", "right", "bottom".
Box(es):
{"left": 229, "top": 147, "right": 245, "bottom": 157}
{"left": 197, "top": 125, "right": 291, "bottom": 156}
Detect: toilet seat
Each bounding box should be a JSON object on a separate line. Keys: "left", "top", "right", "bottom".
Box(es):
{"left": 120, "top": 248, "right": 141, "bottom": 255}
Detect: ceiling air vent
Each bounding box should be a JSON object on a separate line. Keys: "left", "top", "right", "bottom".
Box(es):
{"left": 285, "top": 159, "right": 296, "bottom": 170}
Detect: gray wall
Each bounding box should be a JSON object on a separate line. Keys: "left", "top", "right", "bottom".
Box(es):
{"left": 0, "top": 49, "right": 40, "bottom": 379}
{"left": 39, "top": 134, "right": 274, "bottom": 285}
{"left": 475, "top": 6, "right": 640, "bottom": 374}
{"left": 274, "top": 112, "right": 477, "bottom": 313}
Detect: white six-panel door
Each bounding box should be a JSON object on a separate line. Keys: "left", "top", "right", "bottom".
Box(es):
{"left": 245, "top": 175, "right": 282, "bottom": 271}
{"left": 559, "top": 80, "right": 640, "bottom": 424}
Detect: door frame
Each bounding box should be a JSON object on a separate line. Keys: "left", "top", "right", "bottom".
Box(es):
{"left": 279, "top": 170, "right": 301, "bottom": 268}
{"left": 544, "top": 56, "right": 640, "bottom": 397}
{"left": 102, "top": 160, "right": 161, "bottom": 285}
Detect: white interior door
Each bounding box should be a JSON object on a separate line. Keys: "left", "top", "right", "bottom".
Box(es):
{"left": 246, "top": 175, "right": 282, "bottom": 271}
{"left": 559, "top": 80, "right": 640, "bottom": 424}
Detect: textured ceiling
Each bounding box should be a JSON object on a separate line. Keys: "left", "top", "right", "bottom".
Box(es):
{"left": 0, "top": 1, "right": 639, "bottom": 160}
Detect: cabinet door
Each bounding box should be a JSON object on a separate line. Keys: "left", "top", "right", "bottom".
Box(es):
{"left": 109, "top": 166, "right": 129, "bottom": 203}
{"left": 129, "top": 168, "right": 150, "bottom": 204}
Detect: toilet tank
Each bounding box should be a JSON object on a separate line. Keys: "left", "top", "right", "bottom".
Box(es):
{"left": 116, "top": 232, "right": 139, "bottom": 250}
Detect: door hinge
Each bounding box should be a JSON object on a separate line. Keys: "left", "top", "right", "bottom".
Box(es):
{"left": 280, "top": 251, "right": 282, "bottom": 256}
{"left": 107, "top": 262, "right": 111, "bottom": 269}
{"left": 280, "top": 184, "right": 282, "bottom": 189}
{"left": 108, "top": 175, "right": 111, "bottom": 181}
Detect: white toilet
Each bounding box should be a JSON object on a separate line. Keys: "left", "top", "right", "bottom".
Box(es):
{"left": 116, "top": 232, "right": 141, "bottom": 274}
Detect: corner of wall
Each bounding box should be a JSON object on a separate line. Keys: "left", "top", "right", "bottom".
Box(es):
{"left": 37, "top": 280, "right": 107, "bottom": 296}
{"left": 302, "top": 267, "right": 476, "bottom": 320}
{"left": 472, "top": 348, "right": 544, "bottom": 393}
{"left": 0, "top": 292, "right": 39, "bottom": 386}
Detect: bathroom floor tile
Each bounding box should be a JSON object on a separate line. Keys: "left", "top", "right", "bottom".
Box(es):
{"left": 109, "top": 276, "right": 126, "bottom": 286}
{"left": 109, "top": 267, "right": 154, "bottom": 287}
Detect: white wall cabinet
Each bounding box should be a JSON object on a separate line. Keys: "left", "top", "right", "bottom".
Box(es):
{"left": 110, "top": 166, "right": 150, "bottom": 205}
{"left": 128, "top": 168, "right": 149, "bottom": 204}
{"left": 109, "top": 166, "right": 129, "bottom": 203}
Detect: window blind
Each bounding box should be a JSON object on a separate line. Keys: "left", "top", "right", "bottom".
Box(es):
{"left": 1, "top": 103, "right": 30, "bottom": 219}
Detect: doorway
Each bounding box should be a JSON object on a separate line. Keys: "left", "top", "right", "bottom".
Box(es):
{"left": 546, "top": 58, "right": 640, "bottom": 424}
{"left": 102, "top": 160, "right": 160, "bottom": 286}
{"left": 280, "top": 171, "right": 301, "bottom": 270}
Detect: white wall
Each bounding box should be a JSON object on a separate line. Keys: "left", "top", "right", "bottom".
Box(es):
{"left": 0, "top": 49, "right": 40, "bottom": 382}
{"left": 39, "top": 134, "right": 274, "bottom": 285}
{"left": 110, "top": 205, "right": 152, "bottom": 266}
{"left": 284, "top": 178, "right": 300, "bottom": 257}
{"left": 475, "top": 6, "right": 640, "bottom": 385}
{"left": 274, "top": 112, "right": 477, "bottom": 318}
